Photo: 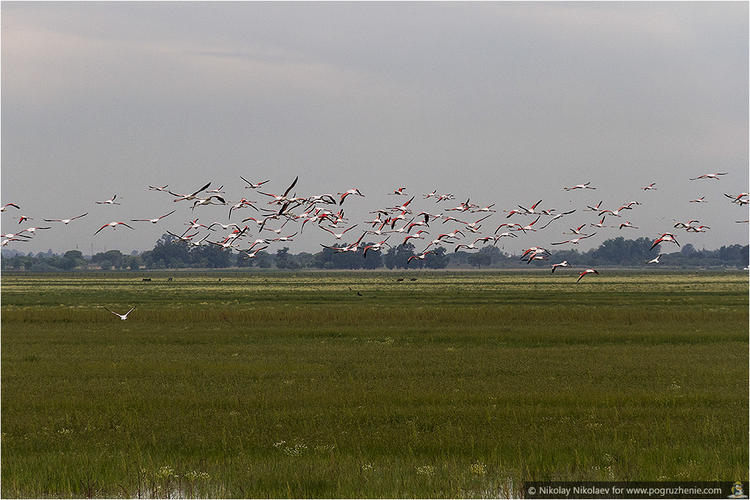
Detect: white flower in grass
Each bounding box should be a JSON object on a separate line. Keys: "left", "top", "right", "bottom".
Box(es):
{"left": 156, "top": 465, "right": 176, "bottom": 480}
{"left": 416, "top": 465, "right": 435, "bottom": 476}
{"left": 469, "top": 461, "right": 487, "bottom": 476}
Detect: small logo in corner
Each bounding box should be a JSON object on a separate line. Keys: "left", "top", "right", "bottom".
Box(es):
{"left": 729, "top": 481, "right": 748, "bottom": 498}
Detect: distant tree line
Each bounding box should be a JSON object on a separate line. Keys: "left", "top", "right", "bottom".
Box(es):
{"left": 1, "top": 235, "right": 747, "bottom": 271}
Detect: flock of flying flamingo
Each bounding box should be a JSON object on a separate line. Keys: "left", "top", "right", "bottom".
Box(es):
{"left": 2, "top": 171, "right": 748, "bottom": 304}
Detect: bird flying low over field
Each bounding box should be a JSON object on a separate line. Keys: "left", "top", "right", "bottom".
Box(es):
{"left": 576, "top": 269, "right": 599, "bottom": 282}
{"left": 551, "top": 260, "right": 569, "bottom": 272}
{"left": 647, "top": 254, "right": 664, "bottom": 264}
{"left": 104, "top": 306, "right": 135, "bottom": 320}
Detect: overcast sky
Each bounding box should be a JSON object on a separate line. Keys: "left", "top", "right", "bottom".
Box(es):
{"left": 2, "top": 2, "right": 748, "bottom": 256}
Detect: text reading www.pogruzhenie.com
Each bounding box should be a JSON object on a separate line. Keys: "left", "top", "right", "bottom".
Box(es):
{"left": 524, "top": 481, "right": 748, "bottom": 499}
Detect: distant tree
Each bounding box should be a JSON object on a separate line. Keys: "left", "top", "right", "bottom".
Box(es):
{"left": 467, "top": 252, "right": 491, "bottom": 269}
{"left": 360, "top": 243, "right": 383, "bottom": 269}
{"left": 275, "top": 247, "right": 292, "bottom": 269}
{"left": 424, "top": 246, "right": 448, "bottom": 269}
{"left": 681, "top": 243, "right": 697, "bottom": 256}
{"left": 384, "top": 242, "right": 416, "bottom": 269}
{"left": 61, "top": 250, "right": 86, "bottom": 270}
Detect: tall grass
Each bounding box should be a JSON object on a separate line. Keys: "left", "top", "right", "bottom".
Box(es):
{"left": 2, "top": 272, "right": 747, "bottom": 497}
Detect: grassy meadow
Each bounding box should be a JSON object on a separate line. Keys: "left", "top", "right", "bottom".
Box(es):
{"left": 1, "top": 270, "right": 748, "bottom": 497}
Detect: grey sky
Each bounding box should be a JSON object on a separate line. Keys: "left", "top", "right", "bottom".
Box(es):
{"left": 2, "top": 1, "right": 748, "bottom": 256}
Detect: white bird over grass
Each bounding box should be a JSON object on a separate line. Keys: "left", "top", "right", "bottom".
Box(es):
{"left": 104, "top": 306, "right": 135, "bottom": 320}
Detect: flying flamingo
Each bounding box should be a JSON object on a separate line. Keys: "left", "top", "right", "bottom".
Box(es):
{"left": 168, "top": 182, "right": 212, "bottom": 202}
{"left": 454, "top": 243, "right": 480, "bottom": 252}
{"left": 673, "top": 219, "right": 700, "bottom": 229}
{"left": 437, "top": 229, "right": 465, "bottom": 241}
{"left": 1, "top": 203, "right": 20, "bottom": 212}
{"left": 618, "top": 221, "right": 638, "bottom": 229}
{"left": 44, "top": 213, "right": 88, "bottom": 225}
{"left": 1, "top": 237, "right": 29, "bottom": 246}
{"left": 95, "top": 195, "right": 120, "bottom": 205}
{"left": 551, "top": 261, "right": 569, "bottom": 273}
{"left": 166, "top": 230, "right": 199, "bottom": 243}
{"left": 272, "top": 232, "right": 298, "bottom": 242}
{"left": 517, "top": 216, "right": 542, "bottom": 232}
{"left": 94, "top": 221, "right": 135, "bottom": 235}
{"left": 442, "top": 216, "right": 469, "bottom": 225}
{"left": 186, "top": 218, "right": 213, "bottom": 231}
{"left": 566, "top": 224, "right": 587, "bottom": 235}
{"left": 517, "top": 199, "right": 543, "bottom": 215}
{"left": 647, "top": 254, "right": 663, "bottom": 264}
{"left": 724, "top": 193, "right": 749, "bottom": 204}
{"left": 599, "top": 205, "right": 633, "bottom": 217}
{"left": 446, "top": 199, "right": 474, "bottom": 212}
{"left": 642, "top": 183, "right": 657, "bottom": 191}
{"left": 650, "top": 233, "right": 680, "bottom": 250}
{"left": 131, "top": 210, "right": 176, "bottom": 224}
{"left": 525, "top": 253, "right": 548, "bottom": 264}
{"left": 689, "top": 172, "right": 727, "bottom": 180}
{"left": 590, "top": 216, "right": 607, "bottom": 229}
{"left": 363, "top": 237, "right": 391, "bottom": 257}
{"left": 1, "top": 231, "right": 31, "bottom": 240}
{"left": 538, "top": 209, "right": 577, "bottom": 229}
{"left": 493, "top": 232, "right": 517, "bottom": 242}
{"left": 403, "top": 230, "right": 429, "bottom": 245}
{"left": 689, "top": 196, "right": 706, "bottom": 203}
{"left": 239, "top": 176, "right": 270, "bottom": 189}
{"left": 338, "top": 188, "right": 365, "bottom": 205}
{"left": 520, "top": 247, "right": 550, "bottom": 260}
{"left": 551, "top": 233, "right": 597, "bottom": 245}
{"left": 577, "top": 269, "right": 599, "bottom": 282}
{"left": 104, "top": 306, "right": 135, "bottom": 320}
{"left": 563, "top": 182, "right": 596, "bottom": 191}
{"left": 473, "top": 236, "right": 495, "bottom": 245}
{"left": 390, "top": 196, "right": 415, "bottom": 213}
{"left": 321, "top": 232, "right": 365, "bottom": 253}
{"left": 406, "top": 220, "right": 430, "bottom": 233}
{"left": 228, "top": 199, "right": 258, "bottom": 218}
{"left": 20, "top": 226, "right": 51, "bottom": 236}
{"left": 472, "top": 203, "right": 497, "bottom": 213}
{"left": 407, "top": 250, "right": 434, "bottom": 264}
{"left": 191, "top": 195, "right": 226, "bottom": 210}
{"left": 321, "top": 224, "right": 358, "bottom": 239}
{"left": 463, "top": 214, "right": 493, "bottom": 231}
{"left": 585, "top": 201, "right": 603, "bottom": 212}
{"left": 207, "top": 222, "right": 242, "bottom": 231}
{"left": 240, "top": 246, "right": 268, "bottom": 259}
{"left": 504, "top": 208, "right": 525, "bottom": 218}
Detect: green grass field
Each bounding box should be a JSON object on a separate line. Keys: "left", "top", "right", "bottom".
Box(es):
{"left": 2, "top": 271, "right": 747, "bottom": 497}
